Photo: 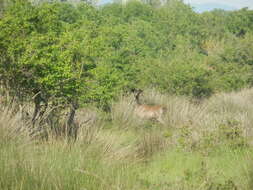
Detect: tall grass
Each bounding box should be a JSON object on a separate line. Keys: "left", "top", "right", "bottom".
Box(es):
{"left": 1, "top": 89, "right": 253, "bottom": 189}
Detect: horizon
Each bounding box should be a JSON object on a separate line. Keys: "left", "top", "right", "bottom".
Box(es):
{"left": 100, "top": 0, "right": 253, "bottom": 12}
{"left": 184, "top": 0, "right": 253, "bottom": 12}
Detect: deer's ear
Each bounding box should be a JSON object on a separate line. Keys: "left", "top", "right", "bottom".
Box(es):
{"left": 130, "top": 88, "right": 136, "bottom": 93}
{"left": 130, "top": 88, "right": 143, "bottom": 94}
{"left": 137, "top": 89, "right": 143, "bottom": 94}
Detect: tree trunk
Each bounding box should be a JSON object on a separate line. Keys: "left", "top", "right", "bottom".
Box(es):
{"left": 32, "top": 93, "right": 42, "bottom": 125}
{"left": 66, "top": 101, "right": 78, "bottom": 140}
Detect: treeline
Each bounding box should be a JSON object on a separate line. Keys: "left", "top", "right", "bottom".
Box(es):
{"left": 0, "top": 0, "right": 253, "bottom": 121}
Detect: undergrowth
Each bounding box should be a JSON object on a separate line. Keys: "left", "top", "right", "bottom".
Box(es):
{"left": 1, "top": 89, "right": 253, "bottom": 189}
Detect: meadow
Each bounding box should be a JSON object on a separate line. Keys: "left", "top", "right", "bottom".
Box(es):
{"left": 1, "top": 88, "right": 253, "bottom": 190}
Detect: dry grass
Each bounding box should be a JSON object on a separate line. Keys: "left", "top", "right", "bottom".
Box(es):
{"left": 110, "top": 94, "right": 140, "bottom": 127}
{"left": 0, "top": 103, "right": 31, "bottom": 144}
{"left": 1, "top": 89, "right": 253, "bottom": 189}
{"left": 109, "top": 88, "right": 253, "bottom": 150}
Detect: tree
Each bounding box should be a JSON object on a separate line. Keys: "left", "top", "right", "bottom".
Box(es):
{"left": 0, "top": 0, "right": 98, "bottom": 137}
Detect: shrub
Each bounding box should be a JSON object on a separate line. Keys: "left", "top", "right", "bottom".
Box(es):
{"left": 139, "top": 58, "right": 213, "bottom": 98}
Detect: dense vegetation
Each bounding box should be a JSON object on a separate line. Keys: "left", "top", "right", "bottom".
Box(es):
{"left": 1, "top": 0, "right": 253, "bottom": 189}
{"left": 1, "top": 0, "right": 253, "bottom": 107}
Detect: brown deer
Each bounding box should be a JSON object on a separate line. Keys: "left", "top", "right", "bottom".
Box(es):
{"left": 132, "top": 89, "right": 167, "bottom": 124}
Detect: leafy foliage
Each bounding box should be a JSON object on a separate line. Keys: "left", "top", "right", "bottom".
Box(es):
{"left": 0, "top": 0, "right": 253, "bottom": 107}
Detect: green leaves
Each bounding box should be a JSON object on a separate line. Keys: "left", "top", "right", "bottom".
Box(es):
{"left": 1, "top": 0, "right": 253, "bottom": 108}
{"left": 0, "top": 1, "right": 97, "bottom": 105}
{"left": 139, "top": 57, "right": 213, "bottom": 98}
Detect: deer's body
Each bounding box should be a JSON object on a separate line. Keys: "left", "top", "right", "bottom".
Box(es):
{"left": 133, "top": 89, "right": 167, "bottom": 123}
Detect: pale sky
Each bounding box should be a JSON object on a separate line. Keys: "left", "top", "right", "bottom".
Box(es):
{"left": 184, "top": 0, "right": 253, "bottom": 9}
{"left": 100, "top": 0, "right": 253, "bottom": 11}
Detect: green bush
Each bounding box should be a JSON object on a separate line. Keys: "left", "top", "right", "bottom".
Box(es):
{"left": 139, "top": 57, "right": 213, "bottom": 98}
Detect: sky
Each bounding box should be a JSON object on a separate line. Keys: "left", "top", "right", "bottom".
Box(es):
{"left": 184, "top": 0, "right": 253, "bottom": 12}
{"left": 100, "top": 0, "right": 253, "bottom": 12}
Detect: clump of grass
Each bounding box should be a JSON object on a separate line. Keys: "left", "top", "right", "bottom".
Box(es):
{"left": 110, "top": 95, "right": 137, "bottom": 128}
{"left": 0, "top": 104, "right": 31, "bottom": 145}
{"left": 75, "top": 107, "right": 103, "bottom": 144}
{"left": 204, "top": 89, "right": 253, "bottom": 145}
{"left": 136, "top": 129, "right": 168, "bottom": 159}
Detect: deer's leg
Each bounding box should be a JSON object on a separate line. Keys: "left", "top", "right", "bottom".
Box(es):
{"left": 157, "top": 116, "right": 165, "bottom": 124}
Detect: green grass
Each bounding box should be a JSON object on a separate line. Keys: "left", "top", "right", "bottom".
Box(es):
{"left": 140, "top": 147, "right": 252, "bottom": 189}
{"left": 1, "top": 89, "right": 253, "bottom": 189}
{"left": 1, "top": 132, "right": 252, "bottom": 189}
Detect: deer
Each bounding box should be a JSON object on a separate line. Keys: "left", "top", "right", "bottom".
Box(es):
{"left": 132, "top": 89, "right": 167, "bottom": 124}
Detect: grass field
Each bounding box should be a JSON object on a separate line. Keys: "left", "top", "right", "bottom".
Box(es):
{"left": 1, "top": 89, "right": 253, "bottom": 190}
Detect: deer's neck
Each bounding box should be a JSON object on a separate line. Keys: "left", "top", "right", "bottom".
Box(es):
{"left": 135, "top": 92, "right": 141, "bottom": 105}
